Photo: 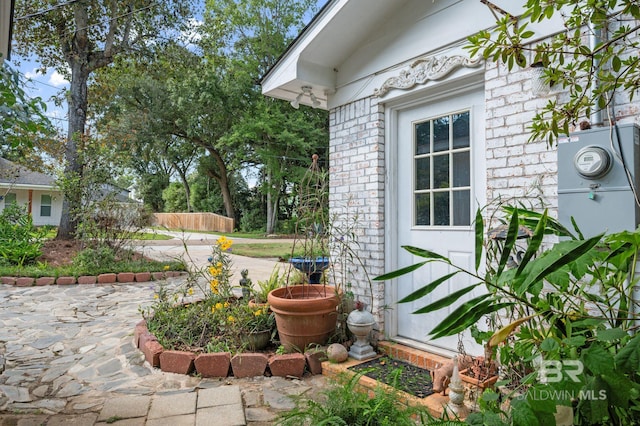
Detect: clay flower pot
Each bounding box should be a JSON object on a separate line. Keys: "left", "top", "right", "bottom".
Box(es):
{"left": 459, "top": 368, "right": 498, "bottom": 389}
{"left": 267, "top": 285, "right": 340, "bottom": 351}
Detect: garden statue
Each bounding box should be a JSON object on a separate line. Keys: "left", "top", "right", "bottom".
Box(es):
{"left": 346, "top": 300, "right": 376, "bottom": 360}
{"left": 239, "top": 269, "right": 251, "bottom": 300}
{"left": 445, "top": 355, "right": 469, "bottom": 417}
{"left": 431, "top": 354, "right": 473, "bottom": 395}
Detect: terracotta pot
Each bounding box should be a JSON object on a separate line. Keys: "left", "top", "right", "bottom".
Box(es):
{"left": 267, "top": 285, "right": 340, "bottom": 351}
{"left": 459, "top": 368, "right": 498, "bottom": 389}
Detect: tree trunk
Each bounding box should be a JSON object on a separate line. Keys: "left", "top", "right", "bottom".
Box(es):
{"left": 57, "top": 60, "right": 89, "bottom": 240}
{"left": 266, "top": 170, "right": 278, "bottom": 234}
{"left": 204, "top": 147, "right": 235, "bottom": 221}
{"left": 175, "top": 164, "right": 192, "bottom": 212}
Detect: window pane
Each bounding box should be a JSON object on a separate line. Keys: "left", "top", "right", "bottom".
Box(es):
{"left": 452, "top": 112, "right": 470, "bottom": 148}
{"left": 415, "top": 158, "right": 430, "bottom": 190}
{"left": 41, "top": 194, "right": 51, "bottom": 205}
{"left": 433, "top": 192, "right": 450, "bottom": 226}
{"left": 41, "top": 206, "right": 51, "bottom": 217}
{"left": 433, "top": 116, "right": 449, "bottom": 152}
{"left": 453, "top": 190, "right": 471, "bottom": 226}
{"left": 415, "top": 121, "right": 430, "bottom": 155}
{"left": 4, "top": 193, "right": 16, "bottom": 205}
{"left": 453, "top": 151, "right": 470, "bottom": 187}
{"left": 415, "top": 193, "right": 430, "bottom": 226}
{"left": 433, "top": 154, "right": 449, "bottom": 189}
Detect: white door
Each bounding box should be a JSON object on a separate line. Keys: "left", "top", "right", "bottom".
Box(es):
{"left": 388, "top": 86, "right": 486, "bottom": 355}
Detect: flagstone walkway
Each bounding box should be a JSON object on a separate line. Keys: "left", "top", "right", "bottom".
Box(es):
{"left": 0, "top": 277, "right": 328, "bottom": 425}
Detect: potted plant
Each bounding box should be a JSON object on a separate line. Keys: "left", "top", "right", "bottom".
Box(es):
{"left": 247, "top": 265, "right": 285, "bottom": 311}
{"left": 268, "top": 154, "right": 342, "bottom": 351}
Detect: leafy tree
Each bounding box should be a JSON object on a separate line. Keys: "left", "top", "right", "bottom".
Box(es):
{"left": 92, "top": 45, "right": 239, "bottom": 218}
{"left": 162, "top": 181, "right": 188, "bottom": 213}
{"left": 0, "top": 64, "right": 56, "bottom": 165}
{"left": 12, "top": 0, "right": 195, "bottom": 239}
{"left": 466, "top": 0, "right": 640, "bottom": 146}
{"left": 203, "top": 0, "right": 329, "bottom": 234}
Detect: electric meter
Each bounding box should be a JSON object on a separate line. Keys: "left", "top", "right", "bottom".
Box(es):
{"left": 573, "top": 145, "right": 612, "bottom": 179}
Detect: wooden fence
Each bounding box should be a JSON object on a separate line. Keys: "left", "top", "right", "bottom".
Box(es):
{"left": 153, "top": 213, "right": 234, "bottom": 233}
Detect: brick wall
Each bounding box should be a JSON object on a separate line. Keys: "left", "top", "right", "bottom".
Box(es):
{"left": 328, "top": 96, "right": 387, "bottom": 328}
{"left": 483, "top": 60, "right": 558, "bottom": 218}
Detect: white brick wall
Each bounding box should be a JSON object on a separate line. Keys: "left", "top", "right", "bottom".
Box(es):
{"left": 329, "top": 96, "right": 386, "bottom": 328}
{"left": 328, "top": 41, "right": 640, "bottom": 336}
{"left": 484, "top": 61, "right": 559, "bottom": 215}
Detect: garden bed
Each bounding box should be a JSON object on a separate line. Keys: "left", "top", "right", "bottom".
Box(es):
{"left": 134, "top": 319, "right": 325, "bottom": 379}
{"left": 349, "top": 356, "right": 434, "bottom": 398}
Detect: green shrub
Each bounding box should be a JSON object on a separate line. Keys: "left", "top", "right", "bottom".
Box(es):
{"left": 0, "top": 204, "right": 47, "bottom": 266}
{"left": 277, "top": 372, "right": 440, "bottom": 426}
{"left": 72, "top": 246, "right": 117, "bottom": 274}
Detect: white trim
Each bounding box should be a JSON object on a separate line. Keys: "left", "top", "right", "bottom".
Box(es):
{"left": 383, "top": 76, "right": 485, "bottom": 349}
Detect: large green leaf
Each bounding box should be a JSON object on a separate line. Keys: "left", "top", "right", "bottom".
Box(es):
{"left": 373, "top": 261, "right": 429, "bottom": 281}
{"left": 397, "top": 272, "right": 460, "bottom": 303}
{"left": 596, "top": 327, "right": 627, "bottom": 342}
{"left": 516, "top": 235, "right": 602, "bottom": 295}
{"left": 582, "top": 343, "right": 614, "bottom": 375}
{"left": 428, "top": 294, "right": 491, "bottom": 338}
{"left": 402, "top": 245, "right": 450, "bottom": 262}
{"left": 615, "top": 332, "right": 640, "bottom": 372}
{"left": 497, "top": 208, "right": 520, "bottom": 275}
{"left": 412, "top": 284, "right": 480, "bottom": 314}
{"left": 516, "top": 209, "right": 547, "bottom": 277}
{"left": 474, "top": 209, "right": 483, "bottom": 272}
{"left": 430, "top": 300, "right": 513, "bottom": 339}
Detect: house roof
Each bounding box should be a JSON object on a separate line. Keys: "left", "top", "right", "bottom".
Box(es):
{"left": 261, "top": 0, "right": 410, "bottom": 110}
{"left": 0, "top": 0, "right": 15, "bottom": 63}
{"left": 0, "top": 157, "right": 57, "bottom": 188}
{"left": 262, "top": 0, "right": 548, "bottom": 109}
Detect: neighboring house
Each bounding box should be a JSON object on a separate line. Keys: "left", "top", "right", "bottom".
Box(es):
{"left": 262, "top": 0, "right": 640, "bottom": 356}
{"left": 0, "top": 158, "right": 63, "bottom": 226}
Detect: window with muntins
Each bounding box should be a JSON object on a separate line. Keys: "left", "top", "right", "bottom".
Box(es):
{"left": 414, "top": 111, "right": 471, "bottom": 227}
{"left": 4, "top": 192, "right": 16, "bottom": 206}
{"left": 40, "top": 194, "right": 52, "bottom": 217}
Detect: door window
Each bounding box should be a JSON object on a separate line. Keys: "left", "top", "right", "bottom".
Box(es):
{"left": 414, "top": 111, "right": 471, "bottom": 226}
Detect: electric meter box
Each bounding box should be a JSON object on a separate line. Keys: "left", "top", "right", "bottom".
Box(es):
{"left": 558, "top": 124, "right": 640, "bottom": 238}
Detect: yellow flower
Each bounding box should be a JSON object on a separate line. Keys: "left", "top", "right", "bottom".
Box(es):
{"left": 224, "top": 302, "right": 229, "bottom": 308}
{"left": 227, "top": 315, "right": 235, "bottom": 323}
{"left": 163, "top": 265, "right": 170, "bottom": 271}
{"left": 188, "top": 288, "right": 194, "bottom": 295}
{"left": 217, "top": 236, "right": 233, "bottom": 251}
{"left": 211, "top": 306, "right": 216, "bottom": 313}
{"left": 215, "top": 302, "right": 224, "bottom": 310}
{"left": 209, "top": 279, "right": 219, "bottom": 292}
{"left": 153, "top": 294, "right": 159, "bottom": 299}
{"left": 254, "top": 310, "right": 262, "bottom": 316}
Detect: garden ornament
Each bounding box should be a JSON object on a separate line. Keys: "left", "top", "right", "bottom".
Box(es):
{"left": 431, "top": 354, "right": 473, "bottom": 395}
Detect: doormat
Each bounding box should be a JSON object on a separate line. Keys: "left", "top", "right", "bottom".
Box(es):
{"left": 348, "top": 357, "right": 434, "bottom": 398}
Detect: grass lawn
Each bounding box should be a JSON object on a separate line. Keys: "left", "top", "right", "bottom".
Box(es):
{"left": 231, "top": 242, "right": 293, "bottom": 259}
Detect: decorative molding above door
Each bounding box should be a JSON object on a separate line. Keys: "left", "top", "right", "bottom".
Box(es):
{"left": 374, "top": 55, "right": 483, "bottom": 97}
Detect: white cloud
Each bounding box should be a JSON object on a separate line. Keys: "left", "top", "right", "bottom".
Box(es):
{"left": 24, "top": 68, "right": 41, "bottom": 79}
{"left": 48, "top": 70, "right": 69, "bottom": 87}
{"left": 180, "top": 18, "right": 203, "bottom": 45}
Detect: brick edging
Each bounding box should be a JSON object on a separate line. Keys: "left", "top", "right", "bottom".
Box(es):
{"left": 0, "top": 271, "right": 186, "bottom": 287}
{"left": 134, "top": 320, "right": 323, "bottom": 379}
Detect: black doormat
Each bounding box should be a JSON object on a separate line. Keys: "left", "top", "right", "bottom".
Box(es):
{"left": 348, "top": 357, "right": 434, "bottom": 399}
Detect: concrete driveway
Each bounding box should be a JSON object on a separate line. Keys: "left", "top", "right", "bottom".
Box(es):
{"left": 129, "top": 230, "right": 294, "bottom": 290}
